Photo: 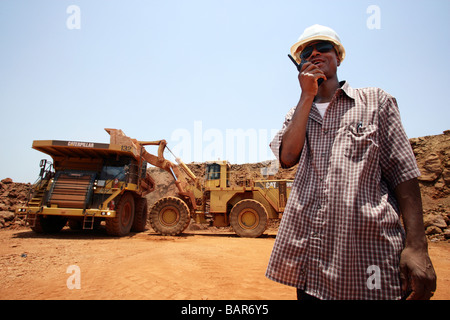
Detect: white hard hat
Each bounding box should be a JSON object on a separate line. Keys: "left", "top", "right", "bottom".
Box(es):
{"left": 290, "top": 24, "right": 346, "bottom": 63}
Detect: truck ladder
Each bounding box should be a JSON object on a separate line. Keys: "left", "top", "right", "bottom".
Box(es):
{"left": 82, "top": 174, "right": 97, "bottom": 230}
{"left": 82, "top": 211, "right": 95, "bottom": 230}
{"left": 25, "top": 213, "right": 38, "bottom": 228}
{"left": 22, "top": 179, "right": 49, "bottom": 227}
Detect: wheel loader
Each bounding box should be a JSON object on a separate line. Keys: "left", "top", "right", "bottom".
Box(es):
{"left": 150, "top": 159, "right": 293, "bottom": 238}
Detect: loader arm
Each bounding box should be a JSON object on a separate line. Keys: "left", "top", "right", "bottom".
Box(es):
{"left": 105, "top": 128, "right": 198, "bottom": 209}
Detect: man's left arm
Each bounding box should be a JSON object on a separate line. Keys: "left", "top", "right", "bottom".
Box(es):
{"left": 377, "top": 92, "right": 437, "bottom": 299}
{"left": 395, "top": 178, "right": 437, "bottom": 300}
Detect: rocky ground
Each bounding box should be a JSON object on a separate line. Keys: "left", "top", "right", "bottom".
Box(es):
{"left": 410, "top": 131, "right": 450, "bottom": 240}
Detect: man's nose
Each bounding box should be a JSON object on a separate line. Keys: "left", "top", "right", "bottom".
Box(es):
{"left": 309, "top": 47, "right": 321, "bottom": 59}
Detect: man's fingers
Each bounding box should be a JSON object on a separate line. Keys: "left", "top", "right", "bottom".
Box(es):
{"left": 406, "top": 271, "right": 436, "bottom": 300}
{"left": 399, "top": 263, "right": 409, "bottom": 293}
{"left": 300, "top": 69, "right": 326, "bottom": 84}
{"left": 407, "top": 276, "right": 425, "bottom": 300}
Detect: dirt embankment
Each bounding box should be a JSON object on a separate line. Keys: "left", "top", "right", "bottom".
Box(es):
{"left": 410, "top": 131, "right": 450, "bottom": 240}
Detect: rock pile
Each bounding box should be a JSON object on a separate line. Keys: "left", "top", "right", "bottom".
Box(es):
{"left": 0, "top": 178, "right": 30, "bottom": 229}
{"left": 410, "top": 130, "right": 450, "bottom": 241}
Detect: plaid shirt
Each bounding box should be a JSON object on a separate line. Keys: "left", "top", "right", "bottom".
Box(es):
{"left": 266, "top": 81, "right": 421, "bottom": 300}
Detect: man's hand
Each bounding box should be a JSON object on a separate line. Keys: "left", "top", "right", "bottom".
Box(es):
{"left": 399, "top": 246, "right": 436, "bottom": 300}
{"left": 298, "top": 62, "right": 326, "bottom": 97}
{"left": 395, "top": 178, "right": 437, "bottom": 300}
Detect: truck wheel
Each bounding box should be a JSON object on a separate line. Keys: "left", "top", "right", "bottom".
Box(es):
{"left": 230, "top": 199, "right": 268, "bottom": 238}
{"left": 106, "top": 192, "right": 135, "bottom": 236}
{"left": 149, "top": 196, "right": 190, "bottom": 236}
{"left": 68, "top": 218, "right": 83, "bottom": 230}
{"left": 31, "top": 215, "right": 67, "bottom": 234}
{"left": 132, "top": 197, "right": 148, "bottom": 232}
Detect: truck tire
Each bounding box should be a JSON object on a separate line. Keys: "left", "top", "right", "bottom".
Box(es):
{"left": 68, "top": 218, "right": 83, "bottom": 230}
{"left": 31, "top": 215, "right": 67, "bottom": 234}
{"left": 106, "top": 192, "right": 135, "bottom": 236}
{"left": 149, "top": 196, "right": 190, "bottom": 236}
{"left": 230, "top": 199, "right": 268, "bottom": 238}
{"left": 132, "top": 197, "right": 148, "bottom": 232}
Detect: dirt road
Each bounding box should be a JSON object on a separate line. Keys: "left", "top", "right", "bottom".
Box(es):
{"left": 0, "top": 227, "right": 448, "bottom": 300}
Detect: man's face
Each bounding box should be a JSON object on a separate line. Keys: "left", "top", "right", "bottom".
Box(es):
{"left": 300, "top": 41, "right": 340, "bottom": 79}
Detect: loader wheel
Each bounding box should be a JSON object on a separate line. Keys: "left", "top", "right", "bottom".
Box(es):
{"left": 132, "top": 197, "right": 148, "bottom": 232}
{"left": 230, "top": 199, "right": 268, "bottom": 238}
{"left": 106, "top": 192, "right": 135, "bottom": 236}
{"left": 150, "top": 196, "right": 190, "bottom": 236}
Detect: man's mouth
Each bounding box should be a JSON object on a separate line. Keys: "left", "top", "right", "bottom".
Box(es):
{"left": 312, "top": 59, "right": 324, "bottom": 66}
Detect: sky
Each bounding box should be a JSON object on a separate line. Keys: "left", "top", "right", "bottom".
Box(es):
{"left": 1, "top": 0, "right": 449, "bottom": 183}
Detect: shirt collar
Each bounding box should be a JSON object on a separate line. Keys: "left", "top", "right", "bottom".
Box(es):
{"left": 309, "top": 81, "right": 356, "bottom": 124}
{"left": 339, "top": 81, "right": 357, "bottom": 100}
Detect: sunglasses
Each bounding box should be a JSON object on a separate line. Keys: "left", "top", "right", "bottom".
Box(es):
{"left": 300, "top": 42, "right": 335, "bottom": 60}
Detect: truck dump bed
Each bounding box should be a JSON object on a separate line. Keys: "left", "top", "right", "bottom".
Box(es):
{"left": 32, "top": 140, "right": 140, "bottom": 162}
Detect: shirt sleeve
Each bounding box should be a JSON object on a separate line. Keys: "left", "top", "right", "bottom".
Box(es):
{"left": 270, "top": 107, "right": 296, "bottom": 167}
{"left": 378, "top": 93, "right": 421, "bottom": 189}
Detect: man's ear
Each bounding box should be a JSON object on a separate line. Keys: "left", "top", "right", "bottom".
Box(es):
{"left": 337, "top": 57, "right": 341, "bottom": 67}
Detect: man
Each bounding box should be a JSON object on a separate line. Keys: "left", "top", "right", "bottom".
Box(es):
{"left": 266, "top": 24, "right": 436, "bottom": 300}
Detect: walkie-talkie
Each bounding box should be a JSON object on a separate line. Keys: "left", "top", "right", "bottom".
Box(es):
{"left": 288, "top": 54, "right": 324, "bottom": 86}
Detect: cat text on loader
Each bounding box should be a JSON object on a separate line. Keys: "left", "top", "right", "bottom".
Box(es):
{"left": 149, "top": 159, "right": 293, "bottom": 238}
{"left": 15, "top": 128, "right": 180, "bottom": 236}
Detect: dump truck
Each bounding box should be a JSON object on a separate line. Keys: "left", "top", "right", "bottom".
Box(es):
{"left": 15, "top": 128, "right": 174, "bottom": 236}
{"left": 150, "top": 159, "right": 293, "bottom": 237}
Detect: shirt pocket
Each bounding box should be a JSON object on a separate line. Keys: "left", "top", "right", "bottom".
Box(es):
{"left": 343, "top": 123, "right": 378, "bottom": 161}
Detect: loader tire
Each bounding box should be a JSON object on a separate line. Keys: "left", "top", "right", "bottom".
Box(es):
{"left": 150, "top": 196, "right": 190, "bottom": 236}
{"left": 106, "top": 192, "right": 135, "bottom": 236}
{"left": 132, "top": 197, "right": 148, "bottom": 232}
{"left": 230, "top": 199, "right": 268, "bottom": 238}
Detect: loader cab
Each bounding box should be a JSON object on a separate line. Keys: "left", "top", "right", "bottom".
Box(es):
{"left": 205, "top": 161, "right": 230, "bottom": 188}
